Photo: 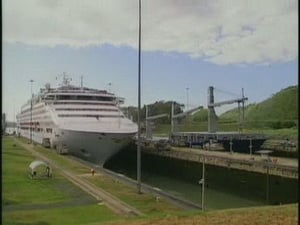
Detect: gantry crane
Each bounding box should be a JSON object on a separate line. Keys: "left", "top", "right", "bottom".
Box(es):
{"left": 145, "top": 105, "right": 168, "bottom": 139}
{"left": 171, "top": 102, "right": 203, "bottom": 132}
{"left": 207, "top": 86, "right": 248, "bottom": 133}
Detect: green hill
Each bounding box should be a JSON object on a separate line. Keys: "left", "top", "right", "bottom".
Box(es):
{"left": 219, "top": 85, "right": 298, "bottom": 129}
{"left": 192, "top": 108, "right": 209, "bottom": 122}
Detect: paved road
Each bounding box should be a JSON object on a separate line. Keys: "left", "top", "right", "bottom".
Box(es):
{"left": 15, "top": 138, "right": 143, "bottom": 217}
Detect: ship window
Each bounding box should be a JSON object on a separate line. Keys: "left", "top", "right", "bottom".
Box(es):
{"left": 53, "top": 102, "right": 115, "bottom": 106}
{"left": 55, "top": 108, "right": 118, "bottom": 112}
{"left": 57, "top": 114, "right": 124, "bottom": 118}
{"left": 46, "top": 128, "right": 52, "bottom": 133}
{"left": 44, "top": 95, "right": 55, "bottom": 100}
{"left": 55, "top": 95, "right": 115, "bottom": 102}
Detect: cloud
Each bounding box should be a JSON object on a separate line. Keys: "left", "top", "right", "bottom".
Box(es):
{"left": 3, "top": 0, "right": 298, "bottom": 65}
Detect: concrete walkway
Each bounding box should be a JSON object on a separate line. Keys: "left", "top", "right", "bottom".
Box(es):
{"left": 173, "top": 147, "right": 298, "bottom": 168}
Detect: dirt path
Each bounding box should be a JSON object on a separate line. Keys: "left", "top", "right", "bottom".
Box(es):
{"left": 15, "top": 139, "right": 143, "bottom": 217}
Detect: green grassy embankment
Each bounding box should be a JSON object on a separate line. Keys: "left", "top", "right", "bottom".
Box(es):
{"left": 2, "top": 137, "right": 120, "bottom": 225}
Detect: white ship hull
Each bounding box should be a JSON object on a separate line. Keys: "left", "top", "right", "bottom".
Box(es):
{"left": 17, "top": 76, "right": 138, "bottom": 166}
{"left": 18, "top": 128, "right": 135, "bottom": 165}
{"left": 54, "top": 129, "right": 135, "bottom": 165}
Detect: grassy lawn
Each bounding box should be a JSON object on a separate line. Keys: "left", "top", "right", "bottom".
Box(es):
{"left": 2, "top": 136, "right": 298, "bottom": 225}
{"left": 4, "top": 205, "right": 119, "bottom": 225}
{"left": 84, "top": 175, "right": 180, "bottom": 216}
{"left": 2, "top": 137, "right": 120, "bottom": 225}
{"left": 2, "top": 137, "right": 69, "bottom": 205}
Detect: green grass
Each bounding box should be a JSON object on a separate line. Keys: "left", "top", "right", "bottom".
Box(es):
{"left": 85, "top": 176, "right": 180, "bottom": 216}
{"left": 3, "top": 205, "right": 119, "bottom": 225}
{"left": 2, "top": 136, "right": 181, "bottom": 224}
{"left": 254, "top": 128, "right": 298, "bottom": 140}
{"left": 2, "top": 138, "right": 69, "bottom": 205}
{"left": 2, "top": 137, "right": 121, "bottom": 225}
{"left": 220, "top": 86, "right": 298, "bottom": 122}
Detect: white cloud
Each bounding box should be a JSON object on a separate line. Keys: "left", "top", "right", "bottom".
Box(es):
{"left": 3, "top": 0, "right": 298, "bottom": 65}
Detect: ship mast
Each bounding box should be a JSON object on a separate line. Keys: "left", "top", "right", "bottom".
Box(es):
{"left": 80, "top": 75, "right": 83, "bottom": 90}
{"left": 61, "top": 72, "right": 72, "bottom": 86}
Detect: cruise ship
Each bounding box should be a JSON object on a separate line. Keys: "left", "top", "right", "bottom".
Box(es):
{"left": 16, "top": 75, "right": 138, "bottom": 165}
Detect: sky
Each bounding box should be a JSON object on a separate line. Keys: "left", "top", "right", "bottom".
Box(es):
{"left": 2, "top": 0, "right": 298, "bottom": 122}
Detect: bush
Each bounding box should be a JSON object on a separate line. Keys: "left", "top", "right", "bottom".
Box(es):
{"left": 270, "top": 120, "right": 296, "bottom": 129}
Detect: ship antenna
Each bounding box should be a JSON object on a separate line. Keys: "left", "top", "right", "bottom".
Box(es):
{"left": 60, "top": 72, "right": 72, "bottom": 86}
{"left": 81, "top": 75, "right": 83, "bottom": 89}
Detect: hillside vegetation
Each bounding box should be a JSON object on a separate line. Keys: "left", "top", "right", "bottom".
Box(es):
{"left": 219, "top": 85, "right": 298, "bottom": 129}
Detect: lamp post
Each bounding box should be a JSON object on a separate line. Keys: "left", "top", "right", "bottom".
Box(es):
{"left": 29, "top": 79, "right": 34, "bottom": 144}
{"left": 137, "top": 0, "right": 142, "bottom": 194}
{"left": 198, "top": 156, "right": 205, "bottom": 211}
{"left": 186, "top": 87, "right": 189, "bottom": 111}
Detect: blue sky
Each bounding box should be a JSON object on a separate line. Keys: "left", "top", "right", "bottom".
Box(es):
{"left": 2, "top": 0, "right": 298, "bottom": 121}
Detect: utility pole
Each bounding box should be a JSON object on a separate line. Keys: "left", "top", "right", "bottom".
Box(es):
{"left": 198, "top": 156, "right": 205, "bottom": 211}
{"left": 266, "top": 163, "right": 270, "bottom": 204}
{"left": 137, "top": 0, "right": 142, "bottom": 194}
{"left": 202, "top": 157, "right": 205, "bottom": 210}
{"left": 29, "top": 79, "right": 34, "bottom": 144}
{"left": 249, "top": 138, "right": 253, "bottom": 157}
{"left": 186, "top": 87, "right": 189, "bottom": 111}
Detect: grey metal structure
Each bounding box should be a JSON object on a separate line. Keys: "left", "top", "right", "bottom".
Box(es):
{"left": 207, "top": 86, "right": 248, "bottom": 133}
{"left": 169, "top": 87, "right": 266, "bottom": 152}
{"left": 171, "top": 102, "right": 203, "bottom": 132}
{"left": 145, "top": 105, "right": 168, "bottom": 139}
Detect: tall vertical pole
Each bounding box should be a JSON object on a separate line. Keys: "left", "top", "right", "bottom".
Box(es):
{"left": 266, "top": 164, "right": 270, "bottom": 204}
{"left": 238, "top": 102, "right": 241, "bottom": 132}
{"left": 171, "top": 102, "right": 174, "bottom": 133}
{"left": 230, "top": 136, "right": 233, "bottom": 154}
{"left": 29, "top": 79, "right": 34, "bottom": 144}
{"left": 145, "top": 105, "right": 149, "bottom": 139}
{"left": 249, "top": 138, "right": 252, "bottom": 157}
{"left": 202, "top": 156, "right": 205, "bottom": 211}
{"left": 242, "top": 88, "right": 245, "bottom": 121}
{"left": 208, "top": 86, "right": 217, "bottom": 133}
{"left": 137, "top": 0, "right": 142, "bottom": 194}
{"left": 186, "top": 87, "right": 189, "bottom": 111}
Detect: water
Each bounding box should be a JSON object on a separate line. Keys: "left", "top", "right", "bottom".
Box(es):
{"left": 104, "top": 146, "right": 298, "bottom": 210}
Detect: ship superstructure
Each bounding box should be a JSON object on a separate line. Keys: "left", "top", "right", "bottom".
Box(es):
{"left": 17, "top": 75, "right": 137, "bottom": 165}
